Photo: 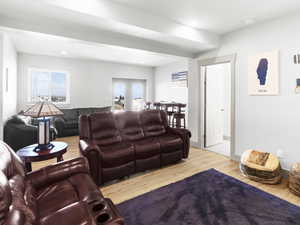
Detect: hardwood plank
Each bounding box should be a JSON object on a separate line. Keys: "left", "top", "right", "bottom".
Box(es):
{"left": 31, "top": 136, "right": 300, "bottom": 206}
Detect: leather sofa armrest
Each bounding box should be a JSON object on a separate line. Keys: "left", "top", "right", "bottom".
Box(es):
{"left": 53, "top": 117, "right": 65, "bottom": 137}
{"left": 53, "top": 117, "right": 65, "bottom": 126}
{"left": 79, "top": 139, "right": 101, "bottom": 155}
{"left": 26, "top": 157, "right": 89, "bottom": 189}
{"left": 167, "top": 127, "right": 191, "bottom": 158}
{"left": 79, "top": 140, "right": 102, "bottom": 186}
{"left": 167, "top": 127, "right": 191, "bottom": 138}
{"left": 50, "top": 126, "right": 57, "bottom": 141}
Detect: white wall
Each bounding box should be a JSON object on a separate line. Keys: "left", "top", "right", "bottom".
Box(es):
{"left": 18, "top": 53, "right": 154, "bottom": 111}
{"left": 154, "top": 60, "right": 188, "bottom": 103}
{"left": 189, "top": 13, "right": 300, "bottom": 169}
{"left": 2, "top": 34, "right": 18, "bottom": 122}
{"left": 0, "top": 34, "right": 3, "bottom": 140}
{"left": 0, "top": 33, "right": 18, "bottom": 140}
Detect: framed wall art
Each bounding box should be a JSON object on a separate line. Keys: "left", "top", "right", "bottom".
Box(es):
{"left": 248, "top": 50, "right": 279, "bottom": 95}
{"left": 171, "top": 71, "right": 188, "bottom": 87}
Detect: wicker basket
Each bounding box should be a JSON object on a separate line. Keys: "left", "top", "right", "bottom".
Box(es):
{"left": 240, "top": 149, "right": 282, "bottom": 184}
{"left": 289, "top": 163, "right": 300, "bottom": 196}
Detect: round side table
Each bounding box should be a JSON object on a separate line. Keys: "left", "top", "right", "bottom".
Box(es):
{"left": 17, "top": 141, "right": 68, "bottom": 172}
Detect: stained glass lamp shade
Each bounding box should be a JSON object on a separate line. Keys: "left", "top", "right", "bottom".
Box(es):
{"left": 23, "top": 102, "right": 63, "bottom": 151}
{"left": 23, "top": 101, "right": 63, "bottom": 118}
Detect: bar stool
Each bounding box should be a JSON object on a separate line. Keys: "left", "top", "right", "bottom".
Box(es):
{"left": 172, "top": 103, "right": 186, "bottom": 128}
{"left": 145, "top": 102, "right": 151, "bottom": 110}
{"left": 165, "top": 104, "right": 175, "bottom": 126}
{"left": 153, "top": 102, "right": 162, "bottom": 110}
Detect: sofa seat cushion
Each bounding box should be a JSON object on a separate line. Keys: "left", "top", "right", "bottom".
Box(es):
{"left": 40, "top": 202, "right": 93, "bottom": 225}
{"left": 158, "top": 134, "right": 183, "bottom": 153}
{"left": 37, "top": 174, "right": 103, "bottom": 217}
{"left": 36, "top": 180, "right": 80, "bottom": 218}
{"left": 133, "top": 137, "right": 160, "bottom": 159}
{"left": 103, "top": 162, "right": 135, "bottom": 182}
{"left": 64, "top": 121, "right": 78, "bottom": 129}
{"left": 100, "top": 143, "right": 134, "bottom": 168}
{"left": 136, "top": 155, "right": 161, "bottom": 172}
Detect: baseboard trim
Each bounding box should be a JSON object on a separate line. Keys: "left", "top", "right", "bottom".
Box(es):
{"left": 231, "top": 154, "right": 240, "bottom": 162}
{"left": 191, "top": 141, "right": 201, "bottom": 149}
{"left": 223, "top": 136, "right": 231, "bottom": 141}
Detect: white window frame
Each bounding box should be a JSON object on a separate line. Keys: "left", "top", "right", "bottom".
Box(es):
{"left": 28, "top": 68, "right": 70, "bottom": 105}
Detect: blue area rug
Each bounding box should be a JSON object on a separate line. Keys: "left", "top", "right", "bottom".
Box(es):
{"left": 117, "top": 169, "right": 300, "bottom": 225}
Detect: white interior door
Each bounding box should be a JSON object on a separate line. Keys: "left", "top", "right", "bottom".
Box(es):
{"left": 205, "top": 64, "right": 224, "bottom": 147}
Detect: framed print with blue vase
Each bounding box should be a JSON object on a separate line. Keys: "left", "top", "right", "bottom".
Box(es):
{"left": 248, "top": 50, "right": 279, "bottom": 95}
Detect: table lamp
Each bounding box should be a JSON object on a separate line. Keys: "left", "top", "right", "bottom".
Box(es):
{"left": 23, "top": 101, "right": 63, "bottom": 151}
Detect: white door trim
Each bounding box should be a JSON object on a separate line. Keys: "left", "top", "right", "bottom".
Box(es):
{"left": 198, "top": 54, "right": 237, "bottom": 160}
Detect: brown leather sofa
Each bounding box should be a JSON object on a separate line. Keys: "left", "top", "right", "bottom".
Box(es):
{"left": 0, "top": 141, "right": 124, "bottom": 225}
{"left": 79, "top": 110, "right": 191, "bottom": 186}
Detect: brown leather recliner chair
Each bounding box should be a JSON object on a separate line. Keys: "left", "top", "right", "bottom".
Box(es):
{"left": 0, "top": 141, "right": 124, "bottom": 225}
{"left": 79, "top": 110, "right": 191, "bottom": 186}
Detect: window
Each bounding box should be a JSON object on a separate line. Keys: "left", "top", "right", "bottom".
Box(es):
{"left": 112, "top": 78, "right": 146, "bottom": 111}
{"left": 29, "top": 68, "right": 70, "bottom": 104}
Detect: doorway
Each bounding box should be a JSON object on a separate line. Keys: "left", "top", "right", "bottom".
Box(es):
{"left": 112, "top": 78, "right": 146, "bottom": 111}
{"left": 199, "top": 55, "right": 236, "bottom": 158}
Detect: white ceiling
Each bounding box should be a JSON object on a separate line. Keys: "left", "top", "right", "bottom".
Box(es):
{"left": 0, "top": 0, "right": 299, "bottom": 65}
{"left": 2, "top": 28, "right": 185, "bottom": 67}
{"left": 0, "top": 0, "right": 219, "bottom": 58}
{"left": 112, "top": 0, "right": 300, "bottom": 34}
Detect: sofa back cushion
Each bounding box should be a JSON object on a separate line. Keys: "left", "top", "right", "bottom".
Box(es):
{"left": 77, "top": 108, "right": 90, "bottom": 116}
{"left": 0, "top": 140, "right": 38, "bottom": 225}
{"left": 90, "top": 106, "right": 111, "bottom": 113}
{"left": 140, "top": 110, "right": 166, "bottom": 137}
{"left": 89, "top": 112, "right": 121, "bottom": 146}
{"left": 5, "top": 115, "right": 31, "bottom": 126}
{"left": 78, "top": 107, "right": 111, "bottom": 116}
{"left": 0, "top": 142, "right": 25, "bottom": 180}
{"left": 4, "top": 175, "right": 37, "bottom": 225}
{"left": 0, "top": 171, "right": 11, "bottom": 225}
{"left": 115, "top": 111, "right": 144, "bottom": 141}
{"left": 61, "top": 109, "right": 78, "bottom": 121}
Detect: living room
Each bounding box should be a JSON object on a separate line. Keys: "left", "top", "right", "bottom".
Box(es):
{"left": 1, "top": 1, "right": 300, "bottom": 225}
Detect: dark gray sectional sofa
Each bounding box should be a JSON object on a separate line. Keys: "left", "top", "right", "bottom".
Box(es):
{"left": 54, "top": 106, "right": 111, "bottom": 137}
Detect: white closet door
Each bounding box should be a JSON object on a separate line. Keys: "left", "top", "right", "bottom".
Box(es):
{"left": 205, "top": 64, "right": 224, "bottom": 147}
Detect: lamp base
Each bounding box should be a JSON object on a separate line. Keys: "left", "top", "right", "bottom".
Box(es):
{"left": 34, "top": 143, "right": 54, "bottom": 152}
{"left": 38, "top": 117, "right": 51, "bottom": 148}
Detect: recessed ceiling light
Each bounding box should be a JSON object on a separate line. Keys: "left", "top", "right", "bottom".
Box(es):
{"left": 244, "top": 18, "right": 256, "bottom": 25}
{"left": 61, "top": 50, "right": 68, "bottom": 55}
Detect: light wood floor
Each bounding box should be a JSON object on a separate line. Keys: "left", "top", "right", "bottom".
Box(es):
{"left": 32, "top": 136, "right": 300, "bottom": 206}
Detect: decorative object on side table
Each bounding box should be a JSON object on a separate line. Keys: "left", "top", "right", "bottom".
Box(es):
{"left": 23, "top": 101, "right": 63, "bottom": 151}
{"left": 240, "top": 149, "right": 282, "bottom": 184}
{"left": 17, "top": 141, "right": 68, "bottom": 172}
{"left": 289, "top": 163, "right": 300, "bottom": 196}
